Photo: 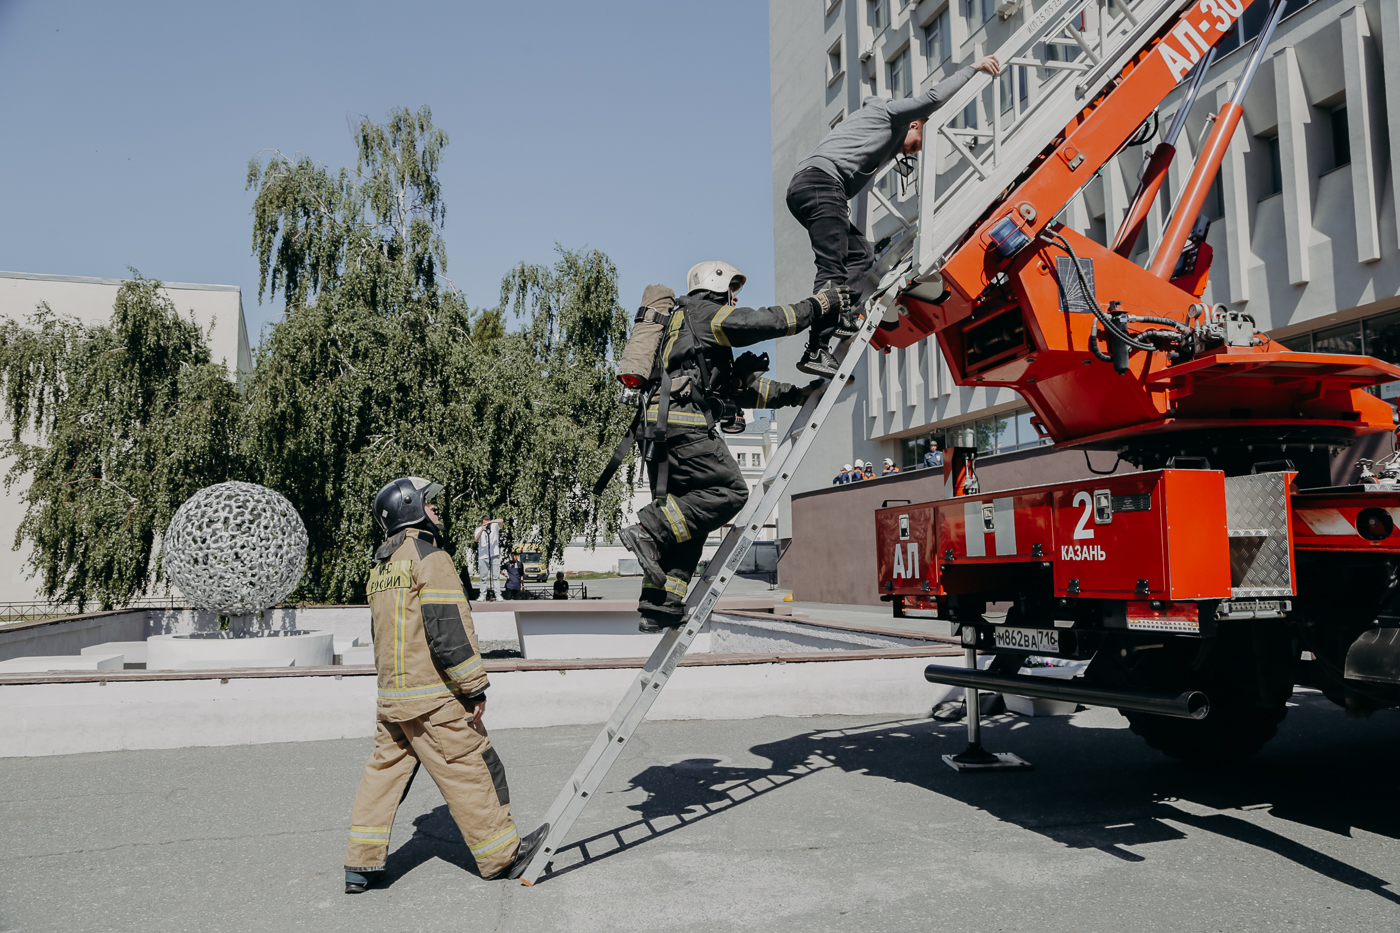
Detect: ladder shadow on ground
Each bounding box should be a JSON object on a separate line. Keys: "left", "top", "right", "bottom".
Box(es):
{"left": 539, "top": 694, "right": 1398, "bottom": 900}
{"left": 738, "top": 694, "right": 1400, "bottom": 905}
{"left": 535, "top": 755, "right": 836, "bottom": 881}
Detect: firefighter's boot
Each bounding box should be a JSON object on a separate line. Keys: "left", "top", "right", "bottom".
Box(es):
{"left": 493, "top": 822, "right": 551, "bottom": 881}
{"left": 345, "top": 870, "right": 372, "bottom": 894}
{"left": 619, "top": 525, "right": 666, "bottom": 589}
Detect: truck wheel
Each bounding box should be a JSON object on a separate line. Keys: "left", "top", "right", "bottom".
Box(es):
{"left": 1122, "top": 700, "right": 1287, "bottom": 765}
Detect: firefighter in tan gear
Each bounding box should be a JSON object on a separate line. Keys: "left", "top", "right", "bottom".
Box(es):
{"left": 343, "top": 477, "right": 546, "bottom": 893}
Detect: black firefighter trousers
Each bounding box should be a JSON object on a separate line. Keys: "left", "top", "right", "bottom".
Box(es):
{"left": 637, "top": 430, "right": 749, "bottom": 623}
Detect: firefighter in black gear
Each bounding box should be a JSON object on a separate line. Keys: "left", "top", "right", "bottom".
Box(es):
{"left": 616, "top": 261, "right": 849, "bottom": 632}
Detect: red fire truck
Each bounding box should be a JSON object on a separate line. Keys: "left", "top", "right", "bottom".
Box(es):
{"left": 871, "top": 0, "right": 1400, "bottom": 764}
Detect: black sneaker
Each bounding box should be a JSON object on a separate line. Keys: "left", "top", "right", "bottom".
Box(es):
{"left": 619, "top": 525, "right": 666, "bottom": 588}
{"left": 497, "top": 823, "right": 551, "bottom": 881}
{"left": 832, "top": 310, "right": 863, "bottom": 340}
{"left": 797, "top": 346, "right": 840, "bottom": 378}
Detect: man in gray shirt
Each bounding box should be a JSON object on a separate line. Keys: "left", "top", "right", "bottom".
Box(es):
{"left": 790, "top": 55, "right": 1000, "bottom": 376}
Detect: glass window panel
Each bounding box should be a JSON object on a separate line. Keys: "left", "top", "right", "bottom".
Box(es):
{"left": 1014, "top": 410, "right": 1036, "bottom": 450}
{"left": 1330, "top": 105, "right": 1350, "bottom": 169}
{"left": 924, "top": 10, "right": 951, "bottom": 67}
{"left": 1278, "top": 332, "right": 1312, "bottom": 352}
{"left": 1364, "top": 312, "right": 1400, "bottom": 364}
{"left": 1314, "top": 323, "right": 1363, "bottom": 355}
{"left": 993, "top": 414, "right": 1015, "bottom": 454}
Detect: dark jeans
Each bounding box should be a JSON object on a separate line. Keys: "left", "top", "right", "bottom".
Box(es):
{"left": 636, "top": 430, "right": 748, "bottom": 623}
{"left": 503, "top": 588, "right": 521, "bottom": 600}
{"left": 786, "top": 167, "right": 876, "bottom": 328}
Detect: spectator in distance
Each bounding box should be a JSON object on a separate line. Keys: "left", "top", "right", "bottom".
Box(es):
{"left": 924, "top": 441, "right": 943, "bottom": 469}
{"left": 882, "top": 457, "right": 900, "bottom": 476}
{"left": 850, "top": 459, "right": 865, "bottom": 481}
{"left": 552, "top": 571, "right": 569, "bottom": 600}
{"left": 473, "top": 518, "right": 503, "bottom": 602}
{"left": 863, "top": 462, "right": 875, "bottom": 480}
{"left": 833, "top": 463, "right": 853, "bottom": 484}
{"left": 502, "top": 552, "right": 525, "bottom": 601}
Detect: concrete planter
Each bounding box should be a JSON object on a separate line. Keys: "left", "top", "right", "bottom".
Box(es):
{"left": 146, "top": 630, "right": 333, "bottom": 671}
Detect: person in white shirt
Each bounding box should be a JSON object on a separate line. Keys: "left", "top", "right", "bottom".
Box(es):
{"left": 474, "top": 518, "right": 503, "bottom": 601}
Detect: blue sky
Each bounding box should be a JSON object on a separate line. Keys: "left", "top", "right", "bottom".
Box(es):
{"left": 0, "top": 0, "right": 777, "bottom": 346}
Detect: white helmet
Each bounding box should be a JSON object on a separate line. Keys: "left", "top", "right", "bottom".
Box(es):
{"left": 883, "top": 458, "right": 894, "bottom": 467}
{"left": 687, "top": 261, "right": 746, "bottom": 298}
{"left": 843, "top": 464, "right": 853, "bottom": 472}
{"left": 854, "top": 459, "right": 865, "bottom": 469}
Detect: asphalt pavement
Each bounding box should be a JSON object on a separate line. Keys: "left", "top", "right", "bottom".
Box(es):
{"left": 1, "top": 691, "right": 1396, "bottom": 932}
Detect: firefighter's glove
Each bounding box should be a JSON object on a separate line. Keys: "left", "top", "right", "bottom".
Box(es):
{"left": 809, "top": 283, "right": 851, "bottom": 324}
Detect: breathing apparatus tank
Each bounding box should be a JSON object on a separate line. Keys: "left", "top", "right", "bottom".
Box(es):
{"left": 617, "top": 284, "right": 676, "bottom": 390}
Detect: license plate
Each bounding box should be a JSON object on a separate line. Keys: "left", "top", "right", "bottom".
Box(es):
{"left": 993, "top": 627, "right": 1059, "bottom": 653}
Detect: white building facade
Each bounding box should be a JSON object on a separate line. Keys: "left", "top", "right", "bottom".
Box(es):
{"left": 770, "top": 0, "right": 1400, "bottom": 535}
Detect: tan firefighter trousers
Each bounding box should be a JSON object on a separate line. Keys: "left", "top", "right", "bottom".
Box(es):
{"left": 344, "top": 699, "right": 519, "bottom": 878}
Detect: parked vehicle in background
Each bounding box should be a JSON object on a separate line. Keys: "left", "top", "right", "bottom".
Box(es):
{"left": 521, "top": 549, "right": 548, "bottom": 583}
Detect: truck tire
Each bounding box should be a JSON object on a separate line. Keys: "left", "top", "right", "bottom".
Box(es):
{"left": 1122, "top": 701, "right": 1287, "bottom": 765}
{"left": 1084, "top": 620, "right": 1296, "bottom": 765}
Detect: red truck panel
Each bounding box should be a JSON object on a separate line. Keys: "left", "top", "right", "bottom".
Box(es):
{"left": 874, "top": 502, "right": 939, "bottom": 596}
{"left": 873, "top": 469, "right": 1232, "bottom": 602}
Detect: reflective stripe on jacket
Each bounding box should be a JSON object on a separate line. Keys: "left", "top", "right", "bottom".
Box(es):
{"left": 367, "top": 528, "right": 487, "bottom": 721}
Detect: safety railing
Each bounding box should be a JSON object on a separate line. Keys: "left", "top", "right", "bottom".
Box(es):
{"left": 913, "top": 0, "right": 1191, "bottom": 279}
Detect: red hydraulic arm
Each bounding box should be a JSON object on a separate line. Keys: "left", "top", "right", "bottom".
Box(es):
{"left": 878, "top": 0, "right": 1399, "bottom": 456}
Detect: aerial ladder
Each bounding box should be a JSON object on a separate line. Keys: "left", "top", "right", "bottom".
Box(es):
{"left": 517, "top": 0, "right": 1369, "bottom": 882}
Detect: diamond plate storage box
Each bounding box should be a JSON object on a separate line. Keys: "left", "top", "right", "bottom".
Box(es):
{"left": 1223, "top": 472, "right": 1297, "bottom": 598}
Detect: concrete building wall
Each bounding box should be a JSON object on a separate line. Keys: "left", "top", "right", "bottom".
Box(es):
{"left": 770, "top": 0, "right": 1400, "bottom": 550}
{"left": 0, "top": 271, "right": 251, "bottom": 602}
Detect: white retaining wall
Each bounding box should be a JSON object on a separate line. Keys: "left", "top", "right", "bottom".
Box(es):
{"left": 0, "top": 655, "right": 966, "bottom": 757}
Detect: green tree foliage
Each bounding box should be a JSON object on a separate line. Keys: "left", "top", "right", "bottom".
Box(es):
{"left": 0, "top": 275, "right": 241, "bottom": 609}
{"left": 243, "top": 106, "right": 631, "bottom": 601}
{"left": 0, "top": 107, "right": 632, "bottom": 608}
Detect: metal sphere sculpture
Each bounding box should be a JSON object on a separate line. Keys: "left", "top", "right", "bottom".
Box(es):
{"left": 164, "top": 481, "right": 308, "bottom": 615}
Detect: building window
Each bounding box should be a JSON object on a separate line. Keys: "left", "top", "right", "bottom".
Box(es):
{"left": 736, "top": 452, "right": 747, "bottom": 467}
{"left": 1329, "top": 104, "right": 1350, "bottom": 170}
{"left": 753, "top": 453, "right": 763, "bottom": 468}
{"left": 999, "top": 70, "right": 1014, "bottom": 113}
{"left": 1314, "top": 322, "right": 1362, "bottom": 355}
{"left": 888, "top": 47, "right": 912, "bottom": 99}
{"left": 1261, "top": 134, "right": 1282, "bottom": 198}
{"left": 928, "top": 407, "right": 1050, "bottom": 459}
{"left": 830, "top": 110, "right": 846, "bottom": 129}
{"left": 1278, "top": 332, "right": 1312, "bottom": 352}
{"left": 871, "top": 0, "right": 888, "bottom": 33}
{"left": 923, "top": 9, "right": 951, "bottom": 68}
{"left": 967, "top": 0, "right": 994, "bottom": 24}
{"left": 961, "top": 101, "right": 978, "bottom": 130}
{"left": 828, "top": 39, "right": 844, "bottom": 86}
{"left": 1365, "top": 311, "right": 1400, "bottom": 364}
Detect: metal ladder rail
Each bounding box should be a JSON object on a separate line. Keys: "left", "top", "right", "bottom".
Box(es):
{"left": 911, "top": 0, "right": 1193, "bottom": 280}
{"left": 517, "top": 280, "right": 897, "bottom": 885}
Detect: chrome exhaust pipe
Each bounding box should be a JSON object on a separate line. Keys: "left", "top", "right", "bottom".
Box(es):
{"left": 924, "top": 665, "right": 1209, "bottom": 720}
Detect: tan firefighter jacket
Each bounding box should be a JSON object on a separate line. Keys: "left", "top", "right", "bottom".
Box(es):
{"left": 366, "top": 528, "right": 488, "bottom": 721}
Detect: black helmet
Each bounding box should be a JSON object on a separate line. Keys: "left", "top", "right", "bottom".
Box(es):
{"left": 373, "top": 476, "right": 444, "bottom": 536}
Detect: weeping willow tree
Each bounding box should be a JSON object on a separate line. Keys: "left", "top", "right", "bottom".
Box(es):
{"left": 0, "top": 275, "right": 241, "bottom": 609}
{"left": 244, "top": 106, "right": 631, "bottom": 601}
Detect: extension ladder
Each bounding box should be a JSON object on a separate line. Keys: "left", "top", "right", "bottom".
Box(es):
{"left": 516, "top": 272, "right": 904, "bottom": 884}
{"left": 519, "top": 0, "right": 1199, "bottom": 884}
